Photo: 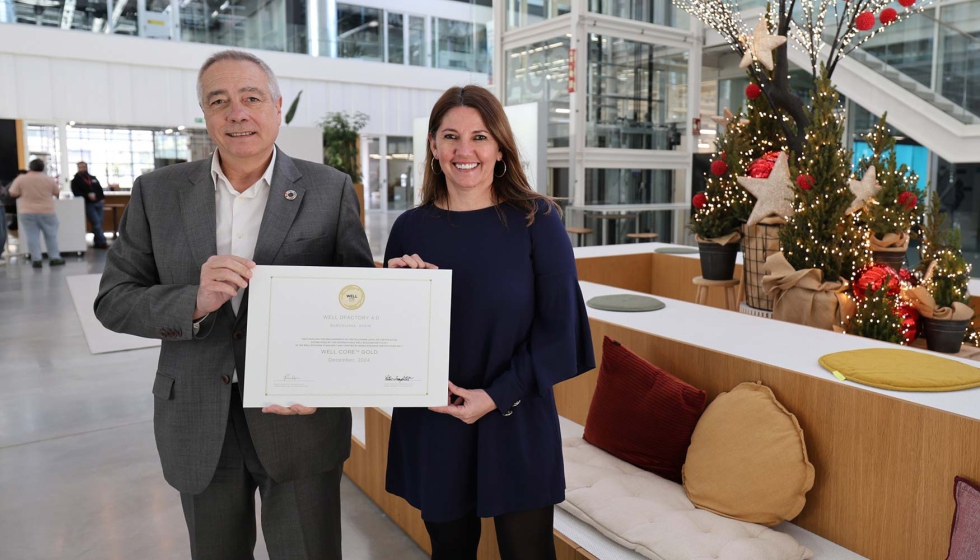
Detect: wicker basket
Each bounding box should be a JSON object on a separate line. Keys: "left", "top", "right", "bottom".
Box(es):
{"left": 742, "top": 222, "right": 782, "bottom": 311}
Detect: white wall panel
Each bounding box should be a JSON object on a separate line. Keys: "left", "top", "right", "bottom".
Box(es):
{"left": 0, "top": 54, "right": 18, "bottom": 118}
{"left": 15, "top": 56, "right": 54, "bottom": 120}
{"left": 108, "top": 65, "right": 134, "bottom": 124}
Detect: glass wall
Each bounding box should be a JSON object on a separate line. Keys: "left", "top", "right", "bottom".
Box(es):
{"left": 939, "top": 2, "right": 980, "bottom": 118}
{"left": 506, "top": 0, "right": 571, "bottom": 30}
{"left": 505, "top": 37, "right": 571, "bottom": 147}
{"left": 588, "top": 0, "right": 689, "bottom": 29}
{"left": 386, "top": 136, "right": 415, "bottom": 211}
{"left": 66, "top": 126, "right": 154, "bottom": 190}
{"left": 6, "top": 0, "right": 109, "bottom": 31}
{"left": 433, "top": 17, "right": 488, "bottom": 73}
{"left": 587, "top": 35, "right": 689, "bottom": 150}
{"left": 25, "top": 126, "right": 61, "bottom": 181}
{"left": 584, "top": 168, "right": 682, "bottom": 205}
{"left": 180, "top": 0, "right": 306, "bottom": 53}
{"left": 366, "top": 137, "right": 382, "bottom": 210}
{"left": 935, "top": 157, "right": 980, "bottom": 270}
{"left": 859, "top": 7, "right": 935, "bottom": 88}
{"left": 336, "top": 3, "right": 382, "bottom": 61}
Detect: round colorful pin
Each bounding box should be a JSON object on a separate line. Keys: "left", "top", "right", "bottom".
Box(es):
{"left": 284, "top": 190, "right": 297, "bottom": 201}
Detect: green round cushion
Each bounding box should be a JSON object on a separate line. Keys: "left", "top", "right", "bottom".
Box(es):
{"left": 654, "top": 247, "right": 699, "bottom": 255}
{"left": 586, "top": 294, "right": 666, "bottom": 312}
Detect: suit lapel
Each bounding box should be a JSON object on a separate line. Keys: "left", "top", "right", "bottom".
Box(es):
{"left": 180, "top": 157, "right": 235, "bottom": 324}
{"left": 237, "top": 150, "right": 304, "bottom": 328}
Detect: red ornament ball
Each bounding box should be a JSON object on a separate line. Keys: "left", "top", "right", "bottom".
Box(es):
{"left": 898, "top": 268, "right": 918, "bottom": 286}
{"left": 710, "top": 160, "right": 729, "bottom": 177}
{"left": 856, "top": 11, "right": 875, "bottom": 30}
{"left": 748, "top": 151, "right": 781, "bottom": 179}
{"left": 899, "top": 0, "right": 915, "bottom": 7}
{"left": 898, "top": 191, "right": 918, "bottom": 210}
{"left": 897, "top": 303, "right": 920, "bottom": 344}
{"left": 880, "top": 7, "right": 898, "bottom": 25}
{"left": 854, "top": 265, "right": 901, "bottom": 299}
{"left": 745, "top": 83, "right": 762, "bottom": 100}
{"left": 693, "top": 193, "right": 707, "bottom": 209}
{"left": 797, "top": 174, "right": 815, "bottom": 191}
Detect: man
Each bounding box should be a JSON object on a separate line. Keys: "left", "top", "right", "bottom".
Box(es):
{"left": 70, "top": 161, "right": 107, "bottom": 248}
{"left": 95, "top": 50, "right": 374, "bottom": 559}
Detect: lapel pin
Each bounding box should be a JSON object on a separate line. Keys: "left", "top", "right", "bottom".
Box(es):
{"left": 284, "top": 190, "right": 297, "bottom": 201}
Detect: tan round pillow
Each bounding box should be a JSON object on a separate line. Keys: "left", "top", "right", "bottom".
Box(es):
{"left": 682, "top": 382, "right": 814, "bottom": 526}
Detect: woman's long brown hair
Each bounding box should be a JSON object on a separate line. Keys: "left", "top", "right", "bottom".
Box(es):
{"left": 420, "top": 85, "right": 558, "bottom": 225}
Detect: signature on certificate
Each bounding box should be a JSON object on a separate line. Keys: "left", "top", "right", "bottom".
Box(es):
{"left": 385, "top": 375, "right": 416, "bottom": 383}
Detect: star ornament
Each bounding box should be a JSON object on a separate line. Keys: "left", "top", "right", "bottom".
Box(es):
{"left": 710, "top": 107, "right": 749, "bottom": 127}
{"left": 739, "top": 18, "right": 788, "bottom": 71}
{"left": 737, "top": 152, "right": 796, "bottom": 226}
{"left": 847, "top": 165, "right": 882, "bottom": 215}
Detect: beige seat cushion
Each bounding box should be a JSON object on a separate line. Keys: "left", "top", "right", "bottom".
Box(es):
{"left": 682, "top": 382, "right": 815, "bottom": 526}
{"left": 562, "top": 437, "right": 813, "bottom": 560}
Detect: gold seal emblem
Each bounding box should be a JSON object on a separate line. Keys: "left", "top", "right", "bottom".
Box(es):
{"left": 339, "top": 285, "right": 366, "bottom": 310}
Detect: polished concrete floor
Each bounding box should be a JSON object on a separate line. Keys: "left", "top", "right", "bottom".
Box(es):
{"left": 0, "top": 233, "right": 427, "bottom": 559}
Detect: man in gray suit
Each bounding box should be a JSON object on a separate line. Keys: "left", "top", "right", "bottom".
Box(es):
{"left": 95, "top": 50, "right": 375, "bottom": 559}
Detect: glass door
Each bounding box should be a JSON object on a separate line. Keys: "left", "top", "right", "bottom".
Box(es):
{"left": 386, "top": 136, "right": 414, "bottom": 211}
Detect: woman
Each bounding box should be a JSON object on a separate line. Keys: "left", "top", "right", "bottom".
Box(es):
{"left": 9, "top": 160, "right": 63, "bottom": 268}
{"left": 384, "top": 85, "right": 595, "bottom": 559}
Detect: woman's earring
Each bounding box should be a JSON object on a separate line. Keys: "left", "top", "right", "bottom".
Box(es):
{"left": 494, "top": 160, "right": 507, "bottom": 178}
{"left": 430, "top": 157, "right": 442, "bottom": 175}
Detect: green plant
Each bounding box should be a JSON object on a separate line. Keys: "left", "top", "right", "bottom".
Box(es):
{"left": 284, "top": 90, "right": 302, "bottom": 125}
{"left": 318, "top": 111, "right": 369, "bottom": 183}
{"left": 917, "top": 196, "right": 971, "bottom": 308}
{"left": 857, "top": 113, "right": 922, "bottom": 239}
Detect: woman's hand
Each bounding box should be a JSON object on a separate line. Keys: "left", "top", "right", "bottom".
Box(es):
{"left": 430, "top": 381, "right": 497, "bottom": 424}
{"left": 388, "top": 254, "right": 439, "bottom": 269}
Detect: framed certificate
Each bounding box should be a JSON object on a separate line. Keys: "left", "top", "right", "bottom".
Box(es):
{"left": 243, "top": 265, "right": 451, "bottom": 408}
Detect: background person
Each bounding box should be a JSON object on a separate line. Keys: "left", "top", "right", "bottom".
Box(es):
{"left": 9, "top": 160, "right": 63, "bottom": 268}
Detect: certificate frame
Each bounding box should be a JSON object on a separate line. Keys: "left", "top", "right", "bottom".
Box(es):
{"left": 243, "top": 265, "right": 451, "bottom": 408}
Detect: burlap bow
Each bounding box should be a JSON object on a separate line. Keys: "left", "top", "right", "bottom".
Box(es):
{"left": 763, "top": 252, "right": 855, "bottom": 331}
{"left": 696, "top": 231, "right": 742, "bottom": 246}
{"left": 870, "top": 231, "right": 910, "bottom": 253}
{"left": 906, "top": 286, "right": 974, "bottom": 321}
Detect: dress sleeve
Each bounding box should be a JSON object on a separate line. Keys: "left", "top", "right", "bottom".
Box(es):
{"left": 484, "top": 202, "right": 596, "bottom": 411}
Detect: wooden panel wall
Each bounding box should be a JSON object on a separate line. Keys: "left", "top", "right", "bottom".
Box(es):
{"left": 553, "top": 319, "right": 979, "bottom": 560}
{"left": 576, "top": 252, "right": 744, "bottom": 312}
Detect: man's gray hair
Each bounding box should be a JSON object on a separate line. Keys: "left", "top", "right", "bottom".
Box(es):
{"left": 197, "top": 50, "right": 282, "bottom": 107}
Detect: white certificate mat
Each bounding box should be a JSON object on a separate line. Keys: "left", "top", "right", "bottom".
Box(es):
{"left": 243, "top": 266, "right": 451, "bottom": 408}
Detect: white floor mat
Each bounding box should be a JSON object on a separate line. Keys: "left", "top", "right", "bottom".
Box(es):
{"left": 67, "top": 274, "right": 161, "bottom": 354}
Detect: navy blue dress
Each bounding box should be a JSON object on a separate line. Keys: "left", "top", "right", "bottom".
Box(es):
{"left": 383, "top": 201, "right": 595, "bottom": 523}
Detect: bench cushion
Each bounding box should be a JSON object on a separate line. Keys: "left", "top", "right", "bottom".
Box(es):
{"left": 562, "top": 437, "right": 813, "bottom": 560}
{"left": 584, "top": 337, "right": 705, "bottom": 482}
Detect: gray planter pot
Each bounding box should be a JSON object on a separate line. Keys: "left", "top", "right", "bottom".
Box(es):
{"left": 923, "top": 318, "right": 970, "bottom": 354}
{"left": 698, "top": 241, "right": 740, "bottom": 281}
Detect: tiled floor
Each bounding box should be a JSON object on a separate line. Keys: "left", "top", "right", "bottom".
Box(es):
{"left": 0, "top": 228, "right": 426, "bottom": 560}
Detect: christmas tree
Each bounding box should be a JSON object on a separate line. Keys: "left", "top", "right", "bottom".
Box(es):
{"left": 729, "top": 79, "right": 789, "bottom": 223}
{"left": 858, "top": 114, "right": 922, "bottom": 240}
{"left": 847, "top": 271, "right": 905, "bottom": 345}
{"left": 689, "top": 116, "right": 747, "bottom": 240}
{"left": 779, "top": 68, "right": 871, "bottom": 283}
{"left": 917, "top": 196, "right": 971, "bottom": 308}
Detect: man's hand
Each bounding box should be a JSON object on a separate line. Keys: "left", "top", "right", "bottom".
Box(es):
{"left": 194, "top": 255, "right": 255, "bottom": 319}
{"left": 87, "top": 193, "right": 96, "bottom": 201}
{"left": 430, "top": 381, "right": 497, "bottom": 424}
{"left": 387, "top": 254, "right": 438, "bottom": 269}
{"left": 262, "top": 404, "right": 316, "bottom": 416}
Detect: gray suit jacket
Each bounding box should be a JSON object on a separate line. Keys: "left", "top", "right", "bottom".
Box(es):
{"left": 95, "top": 149, "right": 375, "bottom": 495}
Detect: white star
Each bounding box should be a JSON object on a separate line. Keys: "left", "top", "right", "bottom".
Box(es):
{"left": 711, "top": 108, "right": 736, "bottom": 126}
{"left": 739, "top": 18, "right": 788, "bottom": 71}
{"left": 847, "top": 165, "right": 881, "bottom": 215}
{"left": 737, "top": 152, "right": 796, "bottom": 227}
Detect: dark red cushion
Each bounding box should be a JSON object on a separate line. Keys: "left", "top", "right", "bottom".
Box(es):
{"left": 583, "top": 336, "right": 706, "bottom": 483}
{"left": 948, "top": 476, "right": 980, "bottom": 560}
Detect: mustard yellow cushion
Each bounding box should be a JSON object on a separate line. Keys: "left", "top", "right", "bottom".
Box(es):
{"left": 682, "top": 382, "right": 814, "bottom": 527}
{"left": 819, "top": 348, "right": 980, "bottom": 392}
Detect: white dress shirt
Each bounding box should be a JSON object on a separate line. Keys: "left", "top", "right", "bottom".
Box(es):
{"left": 211, "top": 147, "right": 276, "bottom": 382}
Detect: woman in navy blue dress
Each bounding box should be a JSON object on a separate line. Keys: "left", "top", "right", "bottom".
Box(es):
{"left": 384, "top": 86, "right": 595, "bottom": 559}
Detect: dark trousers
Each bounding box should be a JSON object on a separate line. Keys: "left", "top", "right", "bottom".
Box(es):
{"left": 424, "top": 506, "right": 557, "bottom": 560}
{"left": 180, "top": 387, "right": 343, "bottom": 560}
{"left": 85, "top": 201, "right": 106, "bottom": 246}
